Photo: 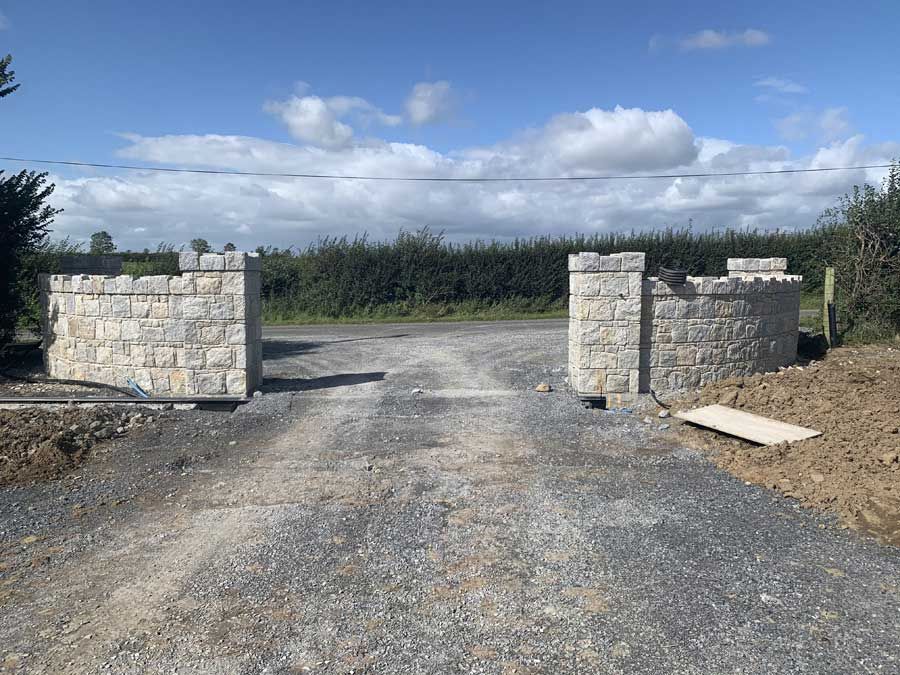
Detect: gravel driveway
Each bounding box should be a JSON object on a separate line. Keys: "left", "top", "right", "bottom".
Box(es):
{"left": 1, "top": 320, "right": 898, "bottom": 674}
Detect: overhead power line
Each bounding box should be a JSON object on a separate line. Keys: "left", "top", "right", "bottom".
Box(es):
{"left": 0, "top": 156, "right": 893, "bottom": 182}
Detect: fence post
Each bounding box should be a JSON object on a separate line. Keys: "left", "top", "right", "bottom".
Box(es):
{"left": 823, "top": 267, "right": 835, "bottom": 347}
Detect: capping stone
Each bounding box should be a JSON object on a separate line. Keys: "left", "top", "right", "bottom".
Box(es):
{"left": 568, "top": 252, "right": 600, "bottom": 272}
{"left": 616, "top": 252, "right": 646, "bottom": 272}
{"left": 179, "top": 252, "right": 200, "bottom": 271}
{"left": 199, "top": 254, "right": 226, "bottom": 271}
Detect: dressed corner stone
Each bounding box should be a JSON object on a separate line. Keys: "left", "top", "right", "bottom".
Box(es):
{"left": 568, "top": 252, "right": 600, "bottom": 272}
{"left": 179, "top": 252, "right": 200, "bottom": 271}
{"left": 224, "top": 251, "right": 251, "bottom": 271}
{"left": 617, "top": 252, "right": 645, "bottom": 272}
{"left": 597, "top": 256, "right": 622, "bottom": 272}
{"left": 199, "top": 254, "right": 226, "bottom": 271}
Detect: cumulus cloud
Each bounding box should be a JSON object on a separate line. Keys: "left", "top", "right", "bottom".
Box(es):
{"left": 776, "top": 107, "right": 852, "bottom": 143}
{"left": 326, "top": 96, "right": 402, "bottom": 127}
{"left": 754, "top": 77, "right": 808, "bottom": 94}
{"left": 680, "top": 28, "right": 770, "bottom": 50}
{"left": 263, "top": 89, "right": 401, "bottom": 148}
{"left": 488, "top": 106, "right": 698, "bottom": 174}
{"left": 44, "top": 104, "right": 898, "bottom": 252}
{"left": 405, "top": 81, "right": 455, "bottom": 125}
{"left": 263, "top": 96, "right": 354, "bottom": 148}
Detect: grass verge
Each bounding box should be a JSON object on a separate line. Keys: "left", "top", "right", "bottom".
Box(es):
{"left": 262, "top": 298, "right": 568, "bottom": 325}
{"left": 800, "top": 289, "right": 822, "bottom": 311}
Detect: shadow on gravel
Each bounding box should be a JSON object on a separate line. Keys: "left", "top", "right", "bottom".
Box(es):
{"left": 263, "top": 341, "right": 324, "bottom": 361}
{"left": 321, "top": 333, "right": 411, "bottom": 345}
{"left": 262, "top": 334, "right": 410, "bottom": 362}
{"left": 262, "top": 372, "right": 387, "bottom": 392}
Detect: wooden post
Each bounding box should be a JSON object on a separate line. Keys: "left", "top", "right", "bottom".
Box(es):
{"left": 823, "top": 267, "right": 835, "bottom": 346}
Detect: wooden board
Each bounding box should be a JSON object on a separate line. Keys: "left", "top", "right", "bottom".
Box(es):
{"left": 674, "top": 404, "right": 821, "bottom": 445}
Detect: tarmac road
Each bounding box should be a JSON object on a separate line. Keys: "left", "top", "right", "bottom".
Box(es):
{"left": 1, "top": 320, "right": 898, "bottom": 674}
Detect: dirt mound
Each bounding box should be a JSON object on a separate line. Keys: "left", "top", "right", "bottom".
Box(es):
{"left": 0, "top": 406, "right": 153, "bottom": 486}
{"left": 676, "top": 345, "right": 900, "bottom": 545}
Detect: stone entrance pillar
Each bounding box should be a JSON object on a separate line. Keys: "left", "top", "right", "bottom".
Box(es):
{"left": 568, "top": 252, "right": 645, "bottom": 406}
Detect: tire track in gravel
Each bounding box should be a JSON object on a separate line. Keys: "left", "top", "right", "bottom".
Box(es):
{"left": 0, "top": 333, "right": 398, "bottom": 674}
{"left": 5, "top": 322, "right": 900, "bottom": 674}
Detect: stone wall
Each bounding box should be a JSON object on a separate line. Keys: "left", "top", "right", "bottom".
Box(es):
{"left": 39, "top": 251, "right": 263, "bottom": 397}
{"left": 569, "top": 253, "right": 801, "bottom": 402}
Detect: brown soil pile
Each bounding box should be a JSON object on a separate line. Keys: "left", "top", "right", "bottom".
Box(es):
{"left": 676, "top": 345, "right": 900, "bottom": 545}
{"left": 0, "top": 406, "right": 153, "bottom": 486}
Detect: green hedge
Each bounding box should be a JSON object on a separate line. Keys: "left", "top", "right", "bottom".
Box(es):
{"left": 258, "top": 227, "right": 840, "bottom": 319}
{"left": 15, "top": 226, "right": 843, "bottom": 330}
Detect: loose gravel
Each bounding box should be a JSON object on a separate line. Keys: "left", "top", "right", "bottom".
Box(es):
{"left": 1, "top": 320, "right": 899, "bottom": 674}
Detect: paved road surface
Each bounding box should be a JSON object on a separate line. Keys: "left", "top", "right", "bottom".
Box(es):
{"left": 1, "top": 320, "right": 898, "bottom": 674}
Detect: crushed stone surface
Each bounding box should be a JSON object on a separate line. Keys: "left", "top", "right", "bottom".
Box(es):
{"left": 676, "top": 345, "right": 900, "bottom": 544}
{"left": 1, "top": 320, "right": 899, "bottom": 674}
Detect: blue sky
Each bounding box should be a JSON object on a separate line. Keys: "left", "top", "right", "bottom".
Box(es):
{"left": 1, "top": 0, "right": 899, "bottom": 250}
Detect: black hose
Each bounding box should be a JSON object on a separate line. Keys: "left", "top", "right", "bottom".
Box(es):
{"left": 0, "top": 370, "right": 138, "bottom": 397}
{"left": 2, "top": 341, "right": 140, "bottom": 397}
{"left": 650, "top": 389, "right": 671, "bottom": 409}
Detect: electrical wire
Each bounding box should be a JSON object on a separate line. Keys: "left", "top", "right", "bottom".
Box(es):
{"left": 0, "top": 156, "right": 893, "bottom": 183}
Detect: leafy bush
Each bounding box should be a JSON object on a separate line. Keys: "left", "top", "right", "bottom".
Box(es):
{"left": 824, "top": 164, "right": 900, "bottom": 340}
{"left": 1, "top": 170, "right": 62, "bottom": 344}
{"left": 120, "top": 251, "right": 179, "bottom": 277}
{"left": 15, "top": 238, "right": 83, "bottom": 335}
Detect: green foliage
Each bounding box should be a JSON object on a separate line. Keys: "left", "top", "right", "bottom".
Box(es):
{"left": 1, "top": 170, "right": 62, "bottom": 344}
{"left": 257, "top": 226, "right": 840, "bottom": 321}
{"left": 89, "top": 230, "right": 116, "bottom": 254}
{"left": 120, "top": 249, "right": 179, "bottom": 277}
{"left": 16, "top": 238, "right": 83, "bottom": 334}
{"left": 190, "top": 238, "right": 211, "bottom": 254}
{"left": 824, "top": 163, "right": 900, "bottom": 340}
{"left": 223, "top": 242, "right": 236, "bottom": 252}
{"left": 0, "top": 54, "right": 19, "bottom": 99}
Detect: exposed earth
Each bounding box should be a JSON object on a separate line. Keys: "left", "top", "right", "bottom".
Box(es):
{"left": 0, "top": 406, "right": 157, "bottom": 486}
{"left": 1, "top": 320, "right": 899, "bottom": 673}
{"left": 676, "top": 344, "right": 900, "bottom": 545}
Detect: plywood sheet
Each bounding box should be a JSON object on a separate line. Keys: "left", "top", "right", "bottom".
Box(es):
{"left": 675, "top": 404, "right": 821, "bottom": 445}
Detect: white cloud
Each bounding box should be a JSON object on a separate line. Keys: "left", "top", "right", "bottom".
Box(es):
{"left": 0, "top": 12, "right": 8, "bottom": 30}
{"left": 326, "top": 96, "right": 402, "bottom": 127}
{"left": 263, "top": 88, "right": 401, "bottom": 148}
{"left": 680, "top": 28, "right": 770, "bottom": 50}
{"left": 263, "top": 95, "right": 354, "bottom": 148}
{"left": 405, "top": 81, "right": 455, "bottom": 126}
{"left": 819, "top": 107, "right": 852, "bottom": 141}
{"left": 44, "top": 103, "right": 898, "bottom": 252}
{"left": 775, "top": 107, "right": 852, "bottom": 143}
{"left": 490, "top": 106, "right": 698, "bottom": 174}
{"left": 754, "top": 77, "right": 808, "bottom": 94}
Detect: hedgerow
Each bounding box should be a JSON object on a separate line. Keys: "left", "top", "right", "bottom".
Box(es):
{"left": 255, "top": 226, "right": 841, "bottom": 319}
